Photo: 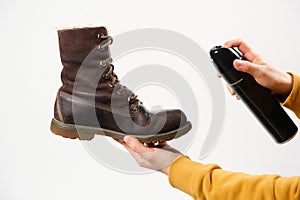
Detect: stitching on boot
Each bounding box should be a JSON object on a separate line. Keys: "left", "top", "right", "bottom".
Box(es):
{"left": 60, "top": 91, "right": 132, "bottom": 117}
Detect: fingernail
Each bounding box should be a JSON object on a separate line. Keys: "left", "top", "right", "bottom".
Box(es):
{"left": 124, "top": 136, "right": 133, "bottom": 146}
{"left": 234, "top": 59, "right": 243, "bottom": 69}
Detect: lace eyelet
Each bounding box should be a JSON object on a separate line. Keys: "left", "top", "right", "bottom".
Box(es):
{"left": 98, "top": 45, "right": 106, "bottom": 51}
{"left": 99, "top": 60, "right": 107, "bottom": 67}
{"left": 100, "top": 58, "right": 112, "bottom": 67}
{"left": 117, "top": 90, "right": 126, "bottom": 95}
{"left": 97, "top": 35, "right": 113, "bottom": 50}
{"left": 109, "top": 37, "right": 113, "bottom": 44}
{"left": 102, "top": 75, "right": 109, "bottom": 80}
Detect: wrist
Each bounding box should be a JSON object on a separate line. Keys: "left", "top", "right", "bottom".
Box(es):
{"left": 159, "top": 166, "right": 170, "bottom": 175}
{"left": 275, "top": 72, "right": 293, "bottom": 99}
{"left": 159, "top": 154, "right": 182, "bottom": 175}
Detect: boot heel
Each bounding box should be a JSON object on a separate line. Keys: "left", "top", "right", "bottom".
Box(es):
{"left": 50, "top": 118, "right": 95, "bottom": 140}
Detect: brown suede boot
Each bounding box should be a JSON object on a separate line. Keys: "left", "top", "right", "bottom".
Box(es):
{"left": 50, "top": 26, "right": 191, "bottom": 144}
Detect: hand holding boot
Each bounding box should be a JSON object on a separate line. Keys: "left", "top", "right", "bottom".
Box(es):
{"left": 122, "top": 136, "right": 182, "bottom": 175}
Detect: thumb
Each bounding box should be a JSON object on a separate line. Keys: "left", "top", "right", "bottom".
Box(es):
{"left": 124, "top": 136, "right": 149, "bottom": 153}
{"left": 233, "top": 59, "right": 262, "bottom": 78}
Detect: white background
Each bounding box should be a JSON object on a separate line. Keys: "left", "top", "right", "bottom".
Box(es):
{"left": 1, "top": 0, "right": 300, "bottom": 199}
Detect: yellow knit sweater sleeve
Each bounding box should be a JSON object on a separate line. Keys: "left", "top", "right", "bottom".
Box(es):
{"left": 281, "top": 73, "right": 300, "bottom": 118}
{"left": 168, "top": 73, "right": 300, "bottom": 200}
{"left": 169, "top": 156, "right": 300, "bottom": 200}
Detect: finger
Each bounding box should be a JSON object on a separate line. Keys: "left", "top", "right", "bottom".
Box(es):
{"left": 226, "top": 84, "right": 235, "bottom": 96}
{"left": 233, "top": 59, "right": 262, "bottom": 78}
{"left": 217, "top": 73, "right": 222, "bottom": 78}
{"left": 124, "top": 136, "right": 153, "bottom": 154}
{"left": 236, "top": 94, "right": 241, "bottom": 100}
{"left": 123, "top": 144, "right": 138, "bottom": 155}
{"left": 145, "top": 142, "right": 156, "bottom": 148}
{"left": 223, "top": 39, "right": 258, "bottom": 62}
{"left": 224, "top": 38, "right": 246, "bottom": 48}
{"left": 146, "top": 141, "right": 168, "bottom": 148}
{"left": 159, "top": 141, "right": 168, "bottom": 146}
{"left": 154, "top": 141, "right": 169, "bottom": 149}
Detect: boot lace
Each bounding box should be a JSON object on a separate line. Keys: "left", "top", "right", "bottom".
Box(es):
{"left": 97, "top": 34, "right": 142, "bottom": 112}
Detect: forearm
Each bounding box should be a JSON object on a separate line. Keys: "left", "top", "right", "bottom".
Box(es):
{"left": 169, "top": 156, "right": 300, "bottom": 200}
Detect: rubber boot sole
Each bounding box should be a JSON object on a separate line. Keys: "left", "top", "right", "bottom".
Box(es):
{"left": 50, "top": 118, "right": 192, "bottom": 144}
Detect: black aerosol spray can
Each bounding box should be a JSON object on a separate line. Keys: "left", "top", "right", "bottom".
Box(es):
{"left": 210, "top": 46, "right": 298, "bottom": 143}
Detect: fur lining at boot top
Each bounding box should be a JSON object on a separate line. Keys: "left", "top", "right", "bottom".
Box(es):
{"left": 55, "top": 25, "right": 109, "bottom": 31}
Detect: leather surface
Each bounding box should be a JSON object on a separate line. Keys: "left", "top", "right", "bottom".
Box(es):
{"left": 54, "top": 27, "right": 188, "bottom": 135}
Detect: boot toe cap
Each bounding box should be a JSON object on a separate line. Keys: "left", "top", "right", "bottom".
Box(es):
{"left": 159, "top": 109, "right": 188, "bottom": 133}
